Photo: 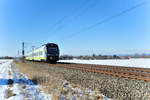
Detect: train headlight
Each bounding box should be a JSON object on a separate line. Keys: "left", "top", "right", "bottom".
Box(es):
{"left": 50, "top": 57, "right": 53, "bottom": 59}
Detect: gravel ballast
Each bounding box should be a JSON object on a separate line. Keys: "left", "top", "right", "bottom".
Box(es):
{"left": 17, "top": 61, "right": 150, "bottom": 100}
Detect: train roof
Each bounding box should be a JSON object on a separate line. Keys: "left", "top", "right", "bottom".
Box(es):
{"left": 26, "top": 43, "right": 58, "bottom": 54}
{"left": 45, "top": 43, "right": 58, "bottom": 46}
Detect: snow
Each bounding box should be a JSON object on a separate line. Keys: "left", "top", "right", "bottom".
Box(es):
{"left": 59, "top": 58, "right": 150, "bottom": 68}
{"left": 59, "top": 80, "right": 112, "bottom": 100}
{"left": 0, "top": 59, "right": 113, "bottom": 100}
{"left": 0, "top": 60, "right": 51, "bottom": 100}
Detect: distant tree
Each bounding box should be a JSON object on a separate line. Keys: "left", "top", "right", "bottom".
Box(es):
{"left": 113, "top": 55, "right": 120, "bottom": 59}
{"left": 113, "top": 55, "right": 117, "bottom": 59}
{"left": 59, "top": 55, "right": 73, "bottom": 60}
{"left": 134, "top": 53, "right": 139, "bottom": 58}
{"left": 141, "top": 53, "right": 146, "bottom": 58}
{"left": 92, "top": 54, "right": 96, "bottom": 57}
{"left": 98, "top": 54, "right": 102, "bottom": 56}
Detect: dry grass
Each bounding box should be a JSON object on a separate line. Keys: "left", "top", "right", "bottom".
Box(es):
{"left": 14, "top": 61, "right": 64, "bottom": 99}
{"left": 13, "top": 61, "right": 107, "bottom": 100}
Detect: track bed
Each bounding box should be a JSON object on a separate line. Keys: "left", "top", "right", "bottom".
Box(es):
{"left": 23, "top": 61, "right": 150, "bottom": 99}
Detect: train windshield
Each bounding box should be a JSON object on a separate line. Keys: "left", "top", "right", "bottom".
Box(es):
{"left": 47, "top": 47, "right": 58, "bottom": 52}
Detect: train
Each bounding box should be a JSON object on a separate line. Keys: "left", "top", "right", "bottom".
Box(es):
{"left": 25, "top": 43, "right": 59, "bottom": 63}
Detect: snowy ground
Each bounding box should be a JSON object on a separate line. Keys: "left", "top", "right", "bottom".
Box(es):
{"left": 59, "top": 58, "right": 150, "bottom": 68}
{"left": 0, "top": 60, "right": 112, "bottom": 100}
{"left": 0, "top": 60, "right": 51, "bottom": 100}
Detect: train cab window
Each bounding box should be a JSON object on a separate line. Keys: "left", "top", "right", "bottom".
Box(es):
{"left": 48, "top": 47, "right": 57, "bottom": 52}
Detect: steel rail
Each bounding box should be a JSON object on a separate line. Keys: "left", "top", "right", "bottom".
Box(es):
{"left": 30, "top": 61, "right": 150, "bottom": 82}
{"left": 58, "top": 64, "right": 150, "bottom": 77}
{"left": 55, "top": 64, "right": 150, "bottom": 82}
{"left": 58, "top": 63, "right": 150, "bottom": 73}
{"left": 80, "top": 64, "right": 150, "bottom": 72}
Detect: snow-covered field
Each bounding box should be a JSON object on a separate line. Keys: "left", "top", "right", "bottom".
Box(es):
{"left": 59, "top": 58, "right": 150, "bottom": 68}
{"left": 0, "top": 60, "right": 51, "bottom": 100}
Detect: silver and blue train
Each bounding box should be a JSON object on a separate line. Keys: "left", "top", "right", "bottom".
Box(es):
{"left": 25, "top": 43, "right": 59, "bottom": 63}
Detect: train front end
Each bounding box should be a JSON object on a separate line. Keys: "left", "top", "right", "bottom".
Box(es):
{"left": 46, "top": 43, "right": 59, "bottom": 63}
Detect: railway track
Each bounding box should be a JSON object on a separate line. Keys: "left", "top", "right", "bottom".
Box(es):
{"left": 32, "top": 61, "right": 150, "bottom": 82}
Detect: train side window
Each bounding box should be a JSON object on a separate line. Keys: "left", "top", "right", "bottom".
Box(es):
{"left": 39, "top": 51, "right": 42, "bottom": 55}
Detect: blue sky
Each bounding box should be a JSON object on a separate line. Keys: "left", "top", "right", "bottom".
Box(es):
{"left": 0, "top": 0, "right": 150, "bottom": 56}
